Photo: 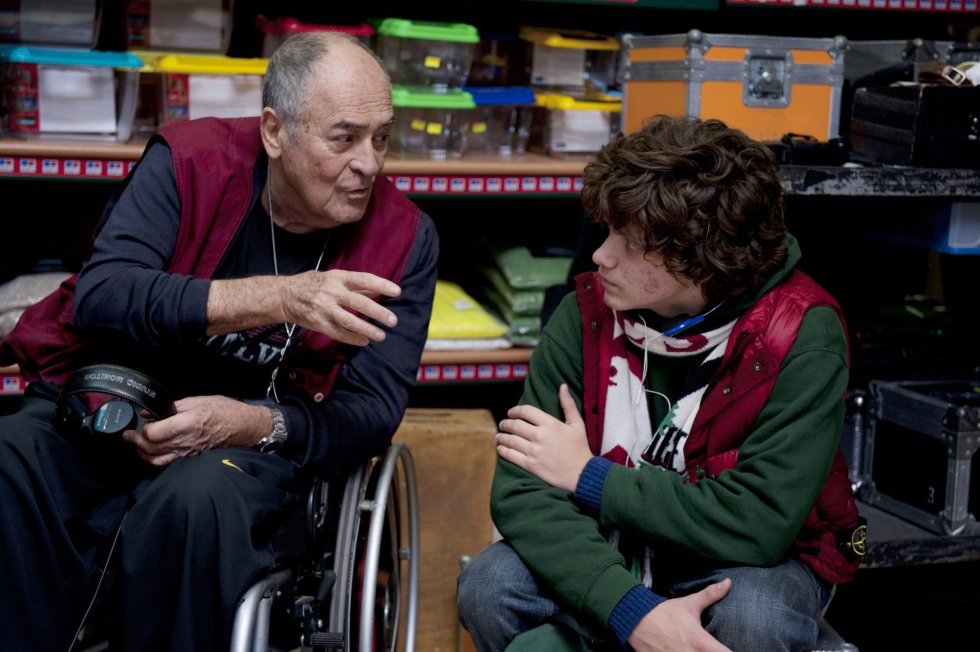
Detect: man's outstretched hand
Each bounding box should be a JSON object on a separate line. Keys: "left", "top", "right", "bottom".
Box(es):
{"left": 628, "top": 579, "right": 733, "bottom": 652}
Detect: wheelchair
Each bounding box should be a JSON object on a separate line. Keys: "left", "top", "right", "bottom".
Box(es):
{"left": 231, "top": 442, "right": 420, "bottom": 652}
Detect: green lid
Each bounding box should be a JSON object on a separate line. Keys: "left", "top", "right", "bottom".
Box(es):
{"left": 392, "top": 86, "right": 475, "bottom": 109}
{"left": 376, "top": 18, "right": 479, "bottom": 43}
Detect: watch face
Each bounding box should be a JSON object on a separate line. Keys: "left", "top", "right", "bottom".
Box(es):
{"left": 258, "top": 437, "right": 284, "bottom": 454}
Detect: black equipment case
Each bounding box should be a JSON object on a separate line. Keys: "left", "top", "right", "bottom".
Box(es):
{"left": 859, "top": 379, "right": 980, "bottom": 536}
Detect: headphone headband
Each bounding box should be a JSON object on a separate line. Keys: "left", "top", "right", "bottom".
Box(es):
{"left": 56, "top": 364, "right": 177, "bottom": 438}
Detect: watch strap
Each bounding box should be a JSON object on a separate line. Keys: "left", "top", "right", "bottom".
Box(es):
{"left": 256, "top": 405, "right": 287, "bottom": 453}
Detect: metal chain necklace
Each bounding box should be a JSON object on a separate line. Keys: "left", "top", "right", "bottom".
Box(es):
{"left": 266, "top": 165, "right": 330, "bottom": 403}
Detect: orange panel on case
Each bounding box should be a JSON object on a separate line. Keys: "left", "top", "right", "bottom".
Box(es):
{"left": 624, "top": 80, "right": 687, "bottom": 134}
{"left": 699, "top": 81, "right": 833, "bottom": 141}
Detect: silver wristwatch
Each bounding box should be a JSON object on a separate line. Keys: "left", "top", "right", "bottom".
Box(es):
{"left": 256, "top": 406, "right": 287, "bottom": 454}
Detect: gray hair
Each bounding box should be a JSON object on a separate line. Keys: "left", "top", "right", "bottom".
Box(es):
{"left": 262, "top": 31, "right": 387, "bottom": 138}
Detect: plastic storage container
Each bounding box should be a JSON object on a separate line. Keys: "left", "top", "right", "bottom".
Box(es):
{"left": 464, "top": 86, "right": 535, "bottom": 156}
{"left": 0, "top": 0, "right": 98, "bottom": 46}
{"left": 518, "top": 26, "right": 621, "bottom": 95}
{"left": 375, "top": 18, "right": 478, "bottom": 92}
{"left": 390, "top": 85, "right": 474, "bottom": 160}
{"left": 256, "top": 16, "right": 374, "bottom": 58}
{"left": 530, "top": 91, "right": 621, "bottom": 156}
{"left": 125, "top": 0, "right": 232, "bottom": 53}
{"left": 134, "top": 52, "right": 267, "bottom": 129}
{"left": 0, "top": 46, "right": 142, "bottom": 141}
{"left": 468, "top": 31, "right": 524, "bottom": 87}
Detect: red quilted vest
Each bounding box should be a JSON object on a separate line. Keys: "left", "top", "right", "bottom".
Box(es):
{"left": 0, "top": 117, "right": 422, "bottom": 401}
{"left": 577, "top": 269, "right": 863, "bottom": 584}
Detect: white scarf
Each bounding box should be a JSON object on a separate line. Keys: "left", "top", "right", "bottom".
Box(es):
{"left": 601, "top": 310, "right": 735, "bottom": 586}
{"left": 601, "top": 310, "right": 735, "bottom": 474}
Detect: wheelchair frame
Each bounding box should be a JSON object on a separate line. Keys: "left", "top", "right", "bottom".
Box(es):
{"left": 231, "top": 443, "right": 420, "bottom": 652}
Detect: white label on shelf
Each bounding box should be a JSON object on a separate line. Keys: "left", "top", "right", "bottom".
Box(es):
{"left": 188, "top": 75, "right": 262, "bottom": 121}
{"left": 38, "top": 65, "right": 116, "bottom": 134}
{"left": 531, "top": 43, "right": 586, "bottom": 88}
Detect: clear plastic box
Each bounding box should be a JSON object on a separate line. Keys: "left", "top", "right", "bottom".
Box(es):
{"left": 0, "top": 46, "right": 142, "bottom": 142}
{"left": 133, "top": 52, "right": 267, "bottom": 130}
{"left": 125, "top": 0, "right": 232, "bottom": 53}
{"left": 376, "top": 18, "right": 479, "bottom": 92}
{"left": 0, "top": 0, "right": 98, "bottom": 47}
{"left": 518, "top": 27, "right": 621, "bottom": 95}
{"left": 256, "top": 16, "right": 374, "bottom": 58}
{"left": 390, "top": 85, "right": 475, "bottom": 160}
{"left": 530, "top": 91, "right": 622, "bottom": 156}
{"left": 464, "top": 86, "right": 535, "bottom": 157}
{"left": 468, "top": 31, "right": 524, "bottom": 87}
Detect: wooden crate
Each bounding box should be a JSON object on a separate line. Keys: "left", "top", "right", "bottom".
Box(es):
{"left": 393, "top": 408, "right": 498, "bottom": 652}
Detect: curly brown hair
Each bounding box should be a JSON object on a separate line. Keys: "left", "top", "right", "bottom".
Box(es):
{"left": 580, "top": 114, "right": 788, "bottom": 306}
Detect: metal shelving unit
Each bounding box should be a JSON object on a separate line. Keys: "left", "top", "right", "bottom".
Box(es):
{"left": 2, "top": 137, "right": 978, "bottom": 393}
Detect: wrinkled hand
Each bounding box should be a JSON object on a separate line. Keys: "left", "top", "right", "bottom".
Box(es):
{"left": 123, "top": 396, "right": 269, "bottom": 466}
{"left": 282, "top": 269, "right": 401, "bottom": 346}
{"left": 495, "top": 384, "right": 593, "bottom": 492}
{"left": 628, "top": 579, "right": 733, "bottom": 652}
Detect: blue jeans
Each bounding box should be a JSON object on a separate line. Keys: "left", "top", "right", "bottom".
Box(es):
{"left": 457, "top": 540, "right": 829, "bottom": 652}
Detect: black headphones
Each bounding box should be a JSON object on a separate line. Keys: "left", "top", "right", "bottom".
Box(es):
{"left": 56, "top": 364, "right": 176, "bottom": 437}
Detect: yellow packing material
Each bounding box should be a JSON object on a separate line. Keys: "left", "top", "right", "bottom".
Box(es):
{"left": 427, "top": 280, "right": 508, "bottom": 340}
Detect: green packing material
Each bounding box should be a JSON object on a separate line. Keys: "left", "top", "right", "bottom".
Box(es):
{"left": 481, "top": 265, "right": 545, "bottom": 316}
{"left": 482, "top": 285, "right": 542, "bottom": 348}
{"left": 486, "top": 242, "right": 572, "bottom": 290}
{"left": 483, "top": 285, "right": 542, "bottom": 337}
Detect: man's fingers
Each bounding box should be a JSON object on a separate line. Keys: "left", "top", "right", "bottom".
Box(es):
{"left": 495, "top": 441, "right": 528, "bottom": 469}
{"left": 344, "top": 292, "right": 398, "bottom": 329}
{"left": 696, "top": 578, "right": 732, "bottom": 609}
{"left": 498, "top": 417, "right": 539, "bottom": 440}
{"left": 322, "top": 304, "right": 384, "bottom": 344}
{"left": 339, "top": 270, "right": 401, "bottom": 299}
{"left": 505, "top": 403, "right": 550, "bottom": 425}
{"left": 558, "top": 384, "right": 584, "bottom": 427}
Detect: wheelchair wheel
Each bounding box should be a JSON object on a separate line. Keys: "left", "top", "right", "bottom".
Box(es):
{"left": 329, "top": 443, "right": 419, "bottom": 652}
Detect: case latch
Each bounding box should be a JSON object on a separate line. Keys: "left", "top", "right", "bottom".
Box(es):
{"left": 743, "top": 50, "right": 793, "bottom": 108}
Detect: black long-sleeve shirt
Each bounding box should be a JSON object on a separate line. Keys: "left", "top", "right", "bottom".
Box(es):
{"left": 74, "top": 142, "right": 439, "bottom": 475}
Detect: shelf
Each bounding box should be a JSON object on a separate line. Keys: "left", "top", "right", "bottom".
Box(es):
{"left": 780, "top": 165, "right": 980, "bottom": 198}
{"left": 0, "top": 365, "right": 25, "bottom": 395}
{"left": 0, "top": 349, "right": 535, "bottom": 396}
{"left": 726, "top": 0, "right": 979, "bottom": 11}
{"left": 859, "top": 501, "right": 980, "bottom": 569}
{"left": 385, "top": 153, "right": 585, "bottom": 196}
{"left": 417, "top": 347, "right": 532, "bottom": 384}
{"left": 0, "top": 139, "right": 586, "bottom": 194}
{"left": 0, "top": 138, "right": 142, "bottom": 179}
{"left": 4, "top": 138, "right": 979, "bottom": 198}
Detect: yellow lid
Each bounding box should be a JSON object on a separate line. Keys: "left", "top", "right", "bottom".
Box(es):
{"left": 136, "top": 51, "right": 268, "bottom": 75}
{"left": 534, "top": 91, "right": 621, "bottom": 112}
{"left": 519, "top": 27, "right": 620, "bottom": 51}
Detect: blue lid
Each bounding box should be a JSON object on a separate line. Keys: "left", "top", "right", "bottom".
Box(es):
{"left": 0, "top": 46, "right": 143, "bottom": 68}
{"left": 464, "top": 86, "right": 536, "bottom": 106}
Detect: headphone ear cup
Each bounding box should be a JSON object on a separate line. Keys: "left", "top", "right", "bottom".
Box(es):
{"left": 56, "top": 393, "right": 93, "bottom": 435}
